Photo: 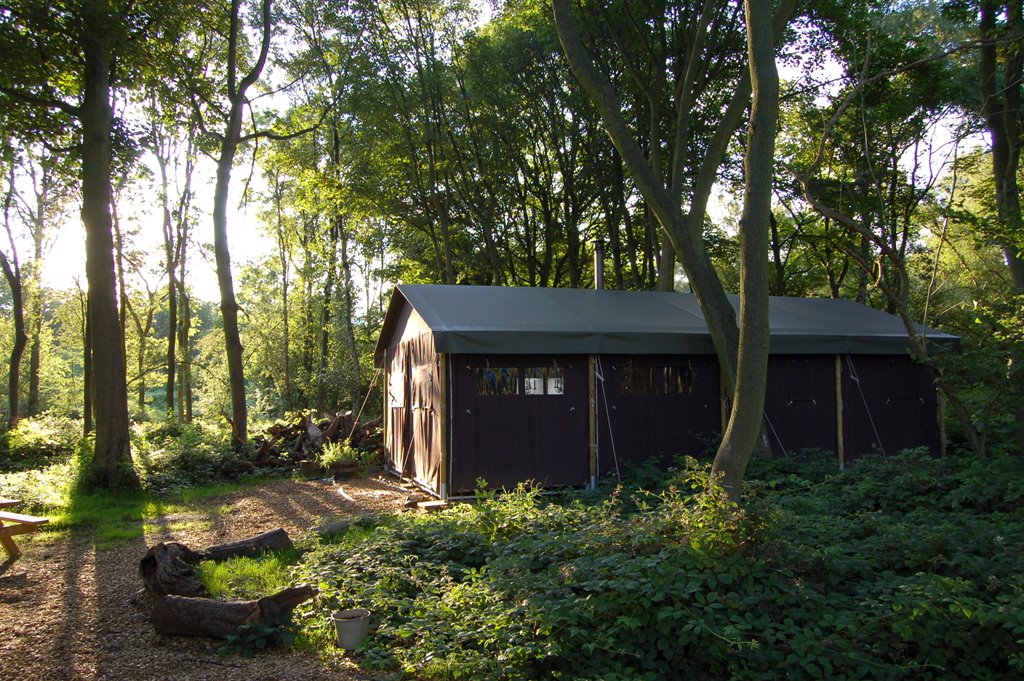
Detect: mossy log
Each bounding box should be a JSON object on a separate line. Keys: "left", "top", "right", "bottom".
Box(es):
{"left": 150, "top": 585, "right": 315, "bottom": 639}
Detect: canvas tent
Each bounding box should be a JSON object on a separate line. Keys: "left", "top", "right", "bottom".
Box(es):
{"left": 374, "top": 284, "right": 958, "bottom": 499}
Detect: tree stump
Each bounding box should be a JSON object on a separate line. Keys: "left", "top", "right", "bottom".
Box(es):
{"left": 150, "top": 585, "right": 316, "bottom": 639}
{"left": 139, "top": 542, "right": 207, "bottom": 597}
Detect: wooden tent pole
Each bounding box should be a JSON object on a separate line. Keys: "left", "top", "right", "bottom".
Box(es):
{"left": 720, "top": 369, "right": 728, "bottom": 433}
{"left": 439, "top": 354, "right": 449, "bottom": 500}
{"left": 383, "top": 356, "right": 392, "bottom": 473}
{"left": 835, "top": 355, "right": 845, "bottom": 470}
{"left": 938, "top": 389, "right": 946, "bottom": 457}
{"left": 589, "top": 355, "right": 597, "bottom": 489}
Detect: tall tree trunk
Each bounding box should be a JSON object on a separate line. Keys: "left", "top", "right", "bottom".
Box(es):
{"left": 79, "top": 287, "right": 92, "bottom": 435}
{"left": 272, "top": 173, "right": 291, "bottom": 412}
{"left": 980, "top": 0, "right": 1024, "bottom": 450}
{"left": 27, "top": 204, "right": 44, "bottom": 417}
{"left": 981, "top": 0, "right": 1024, "bottom": 290}
{"left": 340, "top": 227, "right": 361, "bottom": 413}
{"left": 1, "top": 171, "right": 27, "bottom": 429}
{"left": 213, "top": 132, "right": 247, "bottom": 447}
{"left": 554, "top": 0, "right": 794, "bottom": 398}
{"left": 156, "top": 142, "right": 177, "bottom": 420}
{"left": 316, "top": 219, "right": 339, "bottom": 413}
{"left": 80, "top": 7, "right": 131, "bottom": 486}
{"left": 711, "top": 0, "right": 778, "bottom": 502}
{"left": 212, "top": 0, "right": 273, "bottom": 447}
{"left": 177, "top": 286, "right": 192, "bottom": 423}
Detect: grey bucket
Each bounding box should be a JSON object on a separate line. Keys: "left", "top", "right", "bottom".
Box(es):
{"left": 332, "top": 608, "right": 371, "bottom": 650}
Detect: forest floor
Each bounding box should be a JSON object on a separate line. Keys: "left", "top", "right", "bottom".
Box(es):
{"left": 0, "top": 476, "right": 407, "bottom": 681}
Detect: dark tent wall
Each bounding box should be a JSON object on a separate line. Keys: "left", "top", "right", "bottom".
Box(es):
{"left": 763, "top": 356, "right": 839, "bottom": 456}
{"left": 595, "top": 355, "right": 721, "bottom": 474}
{"left": 449, "top": 355, "right": 589, "bottom": 494}
{"left": 840, "top": 355, "right": 940, "bottom": 458}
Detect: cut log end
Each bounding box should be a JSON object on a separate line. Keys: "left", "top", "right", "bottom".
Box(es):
{"left": 139, "top": 542, "right": 208, "bottom": 597}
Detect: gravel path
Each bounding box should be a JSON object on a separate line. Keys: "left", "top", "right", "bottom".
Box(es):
{"left": 0, "top": 476, "right": 408, "bottom": 681}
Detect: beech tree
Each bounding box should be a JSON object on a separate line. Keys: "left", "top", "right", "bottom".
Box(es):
{"left": 0, "top": 2, "right": 195, "bottom": 485}
{"left": 553, "top": 0, "right": 794, "bottom": 498}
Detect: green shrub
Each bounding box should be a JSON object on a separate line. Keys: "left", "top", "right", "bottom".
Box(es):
{"left": 130, "top": 419, "right": 263, "bottom": 493}
{"left": 0, "top": 413, "right": 82, "bottom": 472}
{"left": 281, "top": 453, "right": 1024, "bottom": 680}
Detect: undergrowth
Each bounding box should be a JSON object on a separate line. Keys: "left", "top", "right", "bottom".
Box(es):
{"left": 279, "top": 453, "right": 1024, "bottom": 681}
{"left": 0, "top": 415, "right": 287, "bottom": 547}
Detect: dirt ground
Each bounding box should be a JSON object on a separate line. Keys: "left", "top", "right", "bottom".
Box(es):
{"left": 0, "top": 476, "right": 409, "bottom": 681}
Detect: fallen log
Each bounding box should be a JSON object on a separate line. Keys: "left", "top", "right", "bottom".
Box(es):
{"left": 139, "top": 542, "right": 207, "bottom": 597}
{"left": 202, "top": 528, "right": 293, "bottom": 561}
{"left": 150, "top": 585, "right": 316, "bottom": 639}
{"left": 140, "top": 529, "right": 293, "bottom": 597}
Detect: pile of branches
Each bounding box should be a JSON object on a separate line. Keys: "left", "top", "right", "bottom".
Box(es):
{"left": 251, "top": 411, "right": 384, "bottom": 469}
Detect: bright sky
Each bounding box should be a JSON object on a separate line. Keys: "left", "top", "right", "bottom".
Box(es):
{"left": 42, "top": 160, "right": 271, "bottom": 302}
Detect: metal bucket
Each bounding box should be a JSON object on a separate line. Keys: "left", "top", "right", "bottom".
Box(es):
{"left": 332, "top": 608, "right": 371, "bottom": 650}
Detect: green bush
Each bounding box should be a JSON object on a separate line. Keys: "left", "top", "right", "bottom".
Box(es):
{"left": 0, "top": 413, "right": 82, "bottom": 472}
{"left": 283, "top": 454, "right": 1023, "bottom": 680}
{"left": 130, "top": 419, "right": 262, "bottom": 493}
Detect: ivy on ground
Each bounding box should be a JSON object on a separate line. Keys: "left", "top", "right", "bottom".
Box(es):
{"left": 290, "top": 453, "right": 1024, "bottom": 680}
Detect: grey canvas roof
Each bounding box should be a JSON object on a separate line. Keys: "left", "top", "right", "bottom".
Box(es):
{"left": 374, "top": 284, "right": 959, "bottom": 362}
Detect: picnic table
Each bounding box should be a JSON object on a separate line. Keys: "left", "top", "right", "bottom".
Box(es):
{"left": 0, "top": 498, "right": 48, "bottom": 559}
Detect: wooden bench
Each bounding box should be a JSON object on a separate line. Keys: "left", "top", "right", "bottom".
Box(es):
{"left": 0, "top": 499, "right": 49, "bottom": 559}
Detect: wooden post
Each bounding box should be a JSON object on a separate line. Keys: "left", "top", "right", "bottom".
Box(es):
{"left": 588, "top": 355, "right": 597, "bottom": 489}
{"left": 382, "top": 351, "right": 391, "bottom": 472}
{"left": 835, "top": 355, "right": 845, "bottom": 470}
{"left": 438, "top": 353, "right": 449, "bottom": 500}
{"left": 720, "top": 369, "right": 728, "bottom": 433}
{"left": 938, "top": 389, "right": 947, "bottom": 457}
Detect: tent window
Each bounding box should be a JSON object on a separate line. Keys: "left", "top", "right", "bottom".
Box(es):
{"left": 476, "top": 367, "right": 519, "bottom": 396}
{"left": 524, "top": 367, "right": 564, "bottom": 395}
{"left": 621, "top": 365, "right": 695, "bottom": 395}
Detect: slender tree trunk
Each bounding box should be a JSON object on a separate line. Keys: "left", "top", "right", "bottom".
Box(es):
{"left": 27, "top": 324, "right": 41, "bottom": 415}
{"left": 1, "top": 174, "right": 27, "bottom": 429}
{"left": 316, "top": 219, "right": 339, "bottom": 413}
{"left": 80, "top": 9, "right": 131, "bottom": 486}
{"left": 340, "top": 227, "right": 361, "bottom": 413}
{"left": 272, "top": 173, "right": 291, "bottom": 412}
{"left": 79, "top": 288, "right": 92, "bottom": 435}
{"left": 27, "top": 222, "right": 44, "bottom": 417}
{"left": 177, "top": 287, "right": 192, "bottom": 423}
{"left": 711, "top": 0, "right": 778, "bottom": 502}
{"left": 157, "top": 147, "right": 177, "bottom": 420}
{"left": 211, "top": 0, "right": 272, "bottom": 447}
{"left": 213, "top": 132, "right": 247, "bottom": 447}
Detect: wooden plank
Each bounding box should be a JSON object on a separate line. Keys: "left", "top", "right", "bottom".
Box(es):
{"left": 417, "top": 500, "right": 449, "bottom": 512}
{"left": 0, "top": 523, "right": 42, "bottom": 538}
{"left": 0, "top": 498, "right": 19, "bottom": 509}
{"left": 0, "top": 511, "right": 49, "bottom": 526}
